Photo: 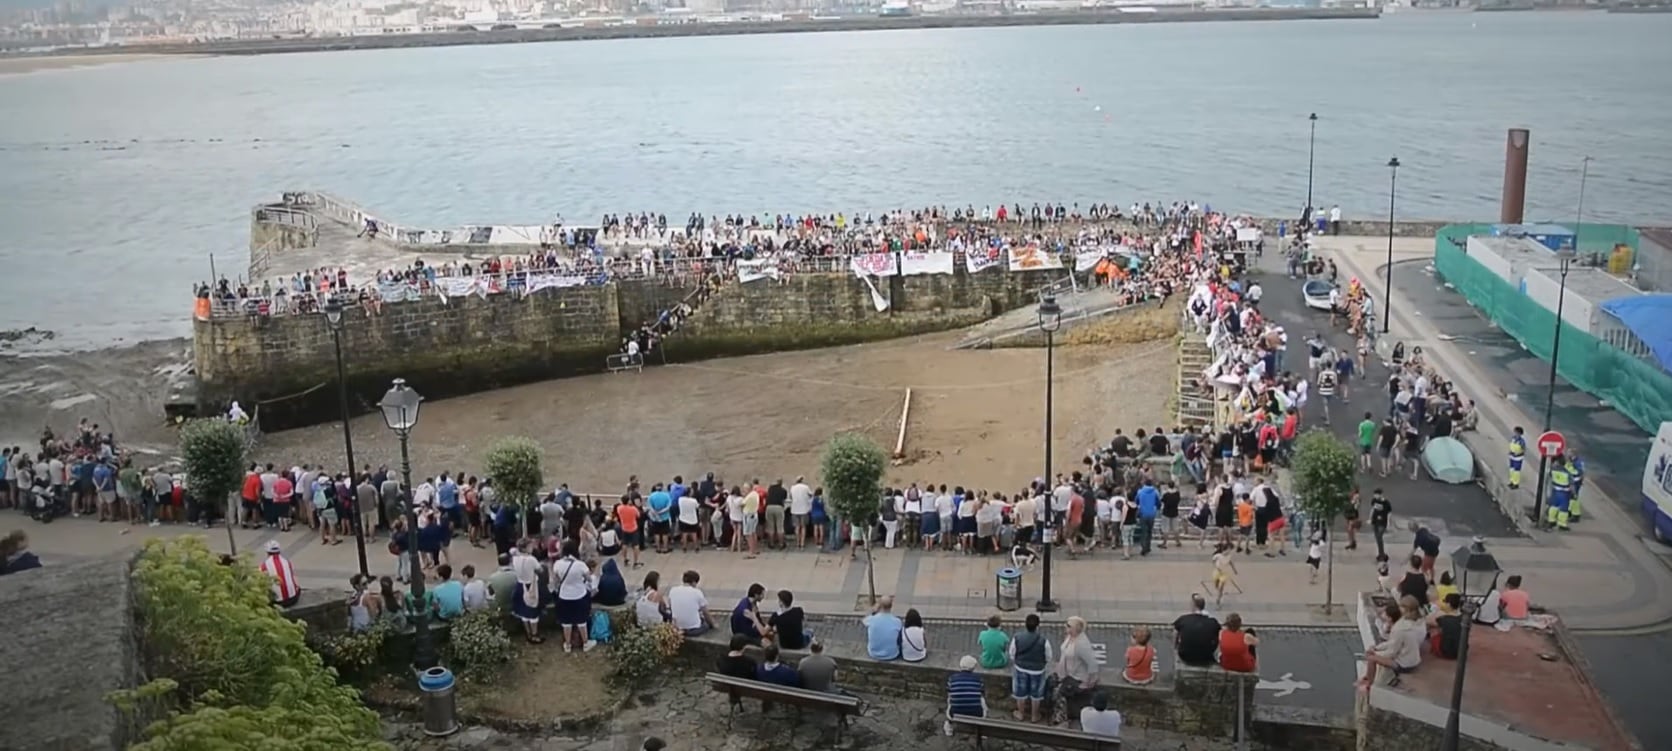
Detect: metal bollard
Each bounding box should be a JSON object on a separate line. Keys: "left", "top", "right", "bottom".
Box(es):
{"left": 418, "top": 666, "right": 459, "bottom": 737}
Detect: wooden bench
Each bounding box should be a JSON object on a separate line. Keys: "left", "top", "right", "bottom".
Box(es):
{"left": 948, "top": 714, "right": 1121, "bottom": 750}
{"left": 705, "top": 672, "right": 863, "bottom": 746}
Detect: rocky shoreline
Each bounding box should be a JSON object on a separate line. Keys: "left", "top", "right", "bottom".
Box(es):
{"left": 32, "top": 8, "right": 1377, "bottom": 59}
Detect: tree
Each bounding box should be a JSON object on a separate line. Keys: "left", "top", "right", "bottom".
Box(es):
{"left": 180, "top": 418, "right": 247, "bottom": 554}
{"left": 484, "top": 436, "right": 544, "bottom": 534}
{"left": 111, "top": 537, "right": 386, "bottom": 750}
{"left": 1291, "top": 429, "right": 1358, "bottom": 614}
{"left": 821, "top": 433, "right": 887, "bottom": 605}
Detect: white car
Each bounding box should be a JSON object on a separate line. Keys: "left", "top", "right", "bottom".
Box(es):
{"left": 1303, "top": 280, "right": 1337, "bottom": 311}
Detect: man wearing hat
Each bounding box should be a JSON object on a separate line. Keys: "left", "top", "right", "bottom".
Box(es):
{"left": 258, "top": 540, "right": 301, "bottom": 608}
{"left": 943, "top": 655, "right": 988, "bottom": 736}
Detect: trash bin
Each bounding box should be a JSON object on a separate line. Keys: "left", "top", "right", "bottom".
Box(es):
{"left": 418, "top": 666, "right": 459, "bottom": 737}
{"left": 995, "top": 567, "right": 1023, "bottom": 612}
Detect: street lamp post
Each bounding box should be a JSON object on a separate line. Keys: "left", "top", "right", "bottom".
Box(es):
{"left": 1306, "top": 113, "right": 1318, "bottom": 215}
{"left": 323, "top": 299, "right": 369, "bottom": 579}
{"left": 1382, "top": 157, "right": 1400, "bottom": 334}
{"left": 1443, "top": 537, "right": 1502, "bottom": 751}
{"left": 379, "top": 378, "right": 437, "bottom": 670}
{"left": 1035, "top": 295, "right": 1064, "bottom": 613}
{"left": 1532, "top": 246, "right": 1578, "bottom": 527}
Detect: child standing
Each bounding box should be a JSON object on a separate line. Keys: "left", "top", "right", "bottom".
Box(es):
{"left": 1210, "top": 544, "right": 1239, "bottom": 608}
{"left": 1235, "top": 494, "right": 1256, "bottom": 554}
{"left": 1306, "top": 533, "right": 1325, "bottom": 585}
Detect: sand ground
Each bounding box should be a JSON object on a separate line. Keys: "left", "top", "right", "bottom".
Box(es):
{"left": 257, "top": 329, "right": 1176, "bottom": 496}
{"left": 0, "top": 54, "right": 196, "bottom": 76}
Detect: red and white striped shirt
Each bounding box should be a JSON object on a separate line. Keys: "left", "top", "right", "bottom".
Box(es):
{"left": 259, "top": 553, "right": 301, "bottom": 603}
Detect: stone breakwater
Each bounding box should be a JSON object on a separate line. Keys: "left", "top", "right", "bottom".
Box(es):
{"left": 62, "top": 9, "right": 1378, "bottom": 58}
{"left": 194, "top": 266, "right": 1059, "bottom": 430}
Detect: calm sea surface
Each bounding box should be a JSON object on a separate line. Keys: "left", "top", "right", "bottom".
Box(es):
{"left": 2, "top": 13, "right": 1670, "bottom": 349}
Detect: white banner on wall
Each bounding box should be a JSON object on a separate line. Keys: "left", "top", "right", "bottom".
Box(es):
{"left": 377, "top": 280, "right": 422, "bottom": 303}
{"left": 1236, "top": 227, "right": 1262, "bottom": 244}
{"left": 1075, "top": 248, "right": 1107, "bottom": 271}
{"left": 737, "top": 258, "right": 781, "bottom": 283}
{"left": 899, "top": 251, "right": 955, "bottom": 276}
{"left": 965, "top": 250, "right": 1002, "bottom": 273}
{"left": 524, "top": 273, "right": 588, "bottom": 297}
{"left": 1008, "top": 243, "right": 1064, "bottom": 271}
{"left": 858, "top": 274, "right": 891, "bottom": 312}
{"left": 849, "top": 252, "right": 899, "bottom": 278}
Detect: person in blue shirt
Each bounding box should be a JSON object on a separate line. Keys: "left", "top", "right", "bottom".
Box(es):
{"left": 1135, "top": 480, "right": 1161, "bottom": 556}
{"left": 92, "top": 461, "right": 115, "bottom": 522}
{"left": 669, "top": 476, "right": 687, "bottom": 503}
{"left": 432, "top": 563, "right": 465, "bottom": 620}
{"left": 809, "top": 489, "right": 829, "bottom": 549}
{"left": 437, "top": 474, "right": 460, "bottom": 529}
{"left": 756, "top": 643, "right": 799, "bottom": 687}
{"left": 863, "top": 596, "right": 904, "bottom": 660}
{"left": 647, "top": 484, "right": 674, "bottom": 554}
{"left": 730, "top": 583, "right": 769, "bottom": 644}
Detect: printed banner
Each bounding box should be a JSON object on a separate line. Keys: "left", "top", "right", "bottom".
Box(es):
{"left": 1236, "top": 227, "right": 1261, "bottom": 244}
{"left": 898, "top": 251, "right": 955, "bottom": 276}
{"left": 849, "top": 252, "right": 898, "bottom": 278}
{"left": 737, "top": 258, "right": 781, "bottom": 283}
{"left": 965, "top": 249, "right": 1002, "bottom": 273}
{"left": 1008, "top": 243, "right": 1064, "bottom": 271}
{"left": 487, "top": 225, "right": 549, "bottom": 245}
{"left": 377, "top": 280, "right": 422, "bottom": 303}
{"left": 435, "top": 276, "right": 493, "bottom": 304}
{"left": 524, "top": 273, "right": 588, "bottom": 296}
{"left": 1075, "top": 248, "right": 1106, "bottom": 271}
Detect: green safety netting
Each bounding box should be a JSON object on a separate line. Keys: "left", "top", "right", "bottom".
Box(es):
{"left": 1433, "top": 223, "right": 1672, "bottom": 434}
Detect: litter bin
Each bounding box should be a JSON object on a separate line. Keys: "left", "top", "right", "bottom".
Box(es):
{"left": 418, "top": 666, "right": 459, "bottom": 737}
{"left": 995, "top": 567, "right": 1023, "bottom": 612}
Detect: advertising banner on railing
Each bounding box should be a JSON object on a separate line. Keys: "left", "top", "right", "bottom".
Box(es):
{"left": 436, "top": 276, "right": 496, "bottom": 304}
{"left": 524, "top": 273, "right": 588, "bottom": 297}
{"left": 487, "top": 225, "right": 550, "bottom": 245}
{"left": 849, "top": 252, "right": 899, "bottom": 278}
{"left": 737, "top": 258, "right": 781, "bottom": 283}
{"left": 899, "top": 251, "right": 955, "bottom": 276}
{"left": 377, "top": 280, "right": 423, "bottom": 303}
{"left": 1008, "top": 243, "right": 1064, "bottom": 271}
{"left": 965, "top": 248, "right": 1002, "bottom": 274}
{"left": 1075, "top": 248, "right": 1107, "bottom": 271}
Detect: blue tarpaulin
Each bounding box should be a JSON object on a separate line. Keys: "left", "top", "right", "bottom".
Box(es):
{"left": 1600, "top": 294, "right": 1672, "bottom": 373}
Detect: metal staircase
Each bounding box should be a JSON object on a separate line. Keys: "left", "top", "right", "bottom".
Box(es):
{"left": 1176, "top": 334, "right": 1217, "bottom": 429}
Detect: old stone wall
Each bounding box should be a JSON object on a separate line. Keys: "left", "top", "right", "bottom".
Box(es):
{"left": 194, "top": 268, "right": 1057, "bottom": 428}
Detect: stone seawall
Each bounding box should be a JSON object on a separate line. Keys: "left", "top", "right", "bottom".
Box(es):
{"left": 194, "top": 268, "right": 1056, "bottom": 429}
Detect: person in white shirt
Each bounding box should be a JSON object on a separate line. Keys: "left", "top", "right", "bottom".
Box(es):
{"left": 667, "top": 570, "right": 712, "bottom": 636}
{"left": 1080, "top": 692, "right": 1122, "bottom": 739}
{"left": 1094, "top": 495, "right": 1114, "bottom": 545}
{"left": 725, "top": 491, "right": 746, "bottom": 551}
{"left": 1329, "top": 205, "right": 1342, "bottom": 235}
{"left": 676, "top": 493, "right": 701, "bottom": 553}
{"left": 461, "top": 564, "right": 489, "bottom": 611}
{"left": 789, "top": 477, "right": 814, "bottom": 548}
{"left": 549, "top": 541, "right": 597, "bottom": 653}
{"left": 935, "top": 488, "right": 955, "bottom": 551}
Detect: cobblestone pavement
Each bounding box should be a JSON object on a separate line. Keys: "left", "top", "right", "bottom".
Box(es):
{"left": 384, "top": 666, "right": 1278, "bottom": 751}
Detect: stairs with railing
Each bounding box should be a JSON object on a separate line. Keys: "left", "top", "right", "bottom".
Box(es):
{"left": 1176, "top": 332, "right": 1217, "bottom": 429}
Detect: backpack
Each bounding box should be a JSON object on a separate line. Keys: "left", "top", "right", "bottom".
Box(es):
{"left": 589, "top": 609, "right": 613, "bottom": 644}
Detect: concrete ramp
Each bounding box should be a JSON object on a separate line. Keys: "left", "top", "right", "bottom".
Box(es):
{"left": 952, "top": 283, "right": 1130, "bottom": 349}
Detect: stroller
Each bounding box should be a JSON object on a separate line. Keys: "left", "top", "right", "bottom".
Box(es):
{"left": 28, "top": 478, "right": 64, "bottom": 523}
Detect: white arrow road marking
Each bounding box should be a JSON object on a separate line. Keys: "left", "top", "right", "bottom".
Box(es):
{"left": 1256, "top": 672, "right": 1312, "bottom": 698}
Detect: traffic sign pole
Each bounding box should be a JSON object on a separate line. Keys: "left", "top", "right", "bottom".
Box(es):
{"left": 1530, "top": 431, "right": 1567, "bottom": 529}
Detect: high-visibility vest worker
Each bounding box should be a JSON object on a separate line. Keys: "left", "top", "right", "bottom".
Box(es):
{"left": 1566, "top": 454, "right": 1586, "bottom": 520}
{"left": 1547, "top": 464, "right": 1574, "bottom": 531}
{"left": 1507, "top": 430, "right": 1527, "bottom": 489}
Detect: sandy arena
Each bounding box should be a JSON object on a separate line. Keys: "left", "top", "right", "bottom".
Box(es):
{"left": 256, "top": 328, "right": 1177, "bottom": 495}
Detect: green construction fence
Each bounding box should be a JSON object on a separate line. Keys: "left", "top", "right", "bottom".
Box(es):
{"left": 1433, "top": 223, "right": 1672, "bottom": 434}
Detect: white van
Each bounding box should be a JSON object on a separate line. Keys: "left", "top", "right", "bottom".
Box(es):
{"left": 1644, "top": 422, "right": 1672, "bottom": 543}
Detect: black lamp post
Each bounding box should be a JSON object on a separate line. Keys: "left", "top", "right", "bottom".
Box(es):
{"left": 323, "top": 299, "right": 369, "bottom": 579}
{"left": 379, "top": 378, "right": 437, "bottom": 670}
{"left": 1443, "top": 537, "right": 1502, "bottom": 751}
{"left": 1382, "top": 157, "right": 1400, "bottom": 334}
{"left": 1532, "top": 246, "right": 1578, "bottom": 527}
{"left": 1035, "top": 295, "right": 1064, "bottom": 613}
{"left": 1306, "top": 113, "right": 1318, "bottom": 214}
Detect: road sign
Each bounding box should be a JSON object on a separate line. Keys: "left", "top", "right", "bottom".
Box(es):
{"left": 1537, "top": 430, "right": 1567, "bottom": 459}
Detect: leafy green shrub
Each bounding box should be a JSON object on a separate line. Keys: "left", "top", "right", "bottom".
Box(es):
{"left": 609, "top": 623, "right": 684, "bottom": 687}
{"left": 446, "top": 607, "right": 514, "bottom": 680}
{"left": 308, "top": 620, "right": 393, "bottom": 682}
{"left": 113, "top": 537, "right": 387, "bottom": 750}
